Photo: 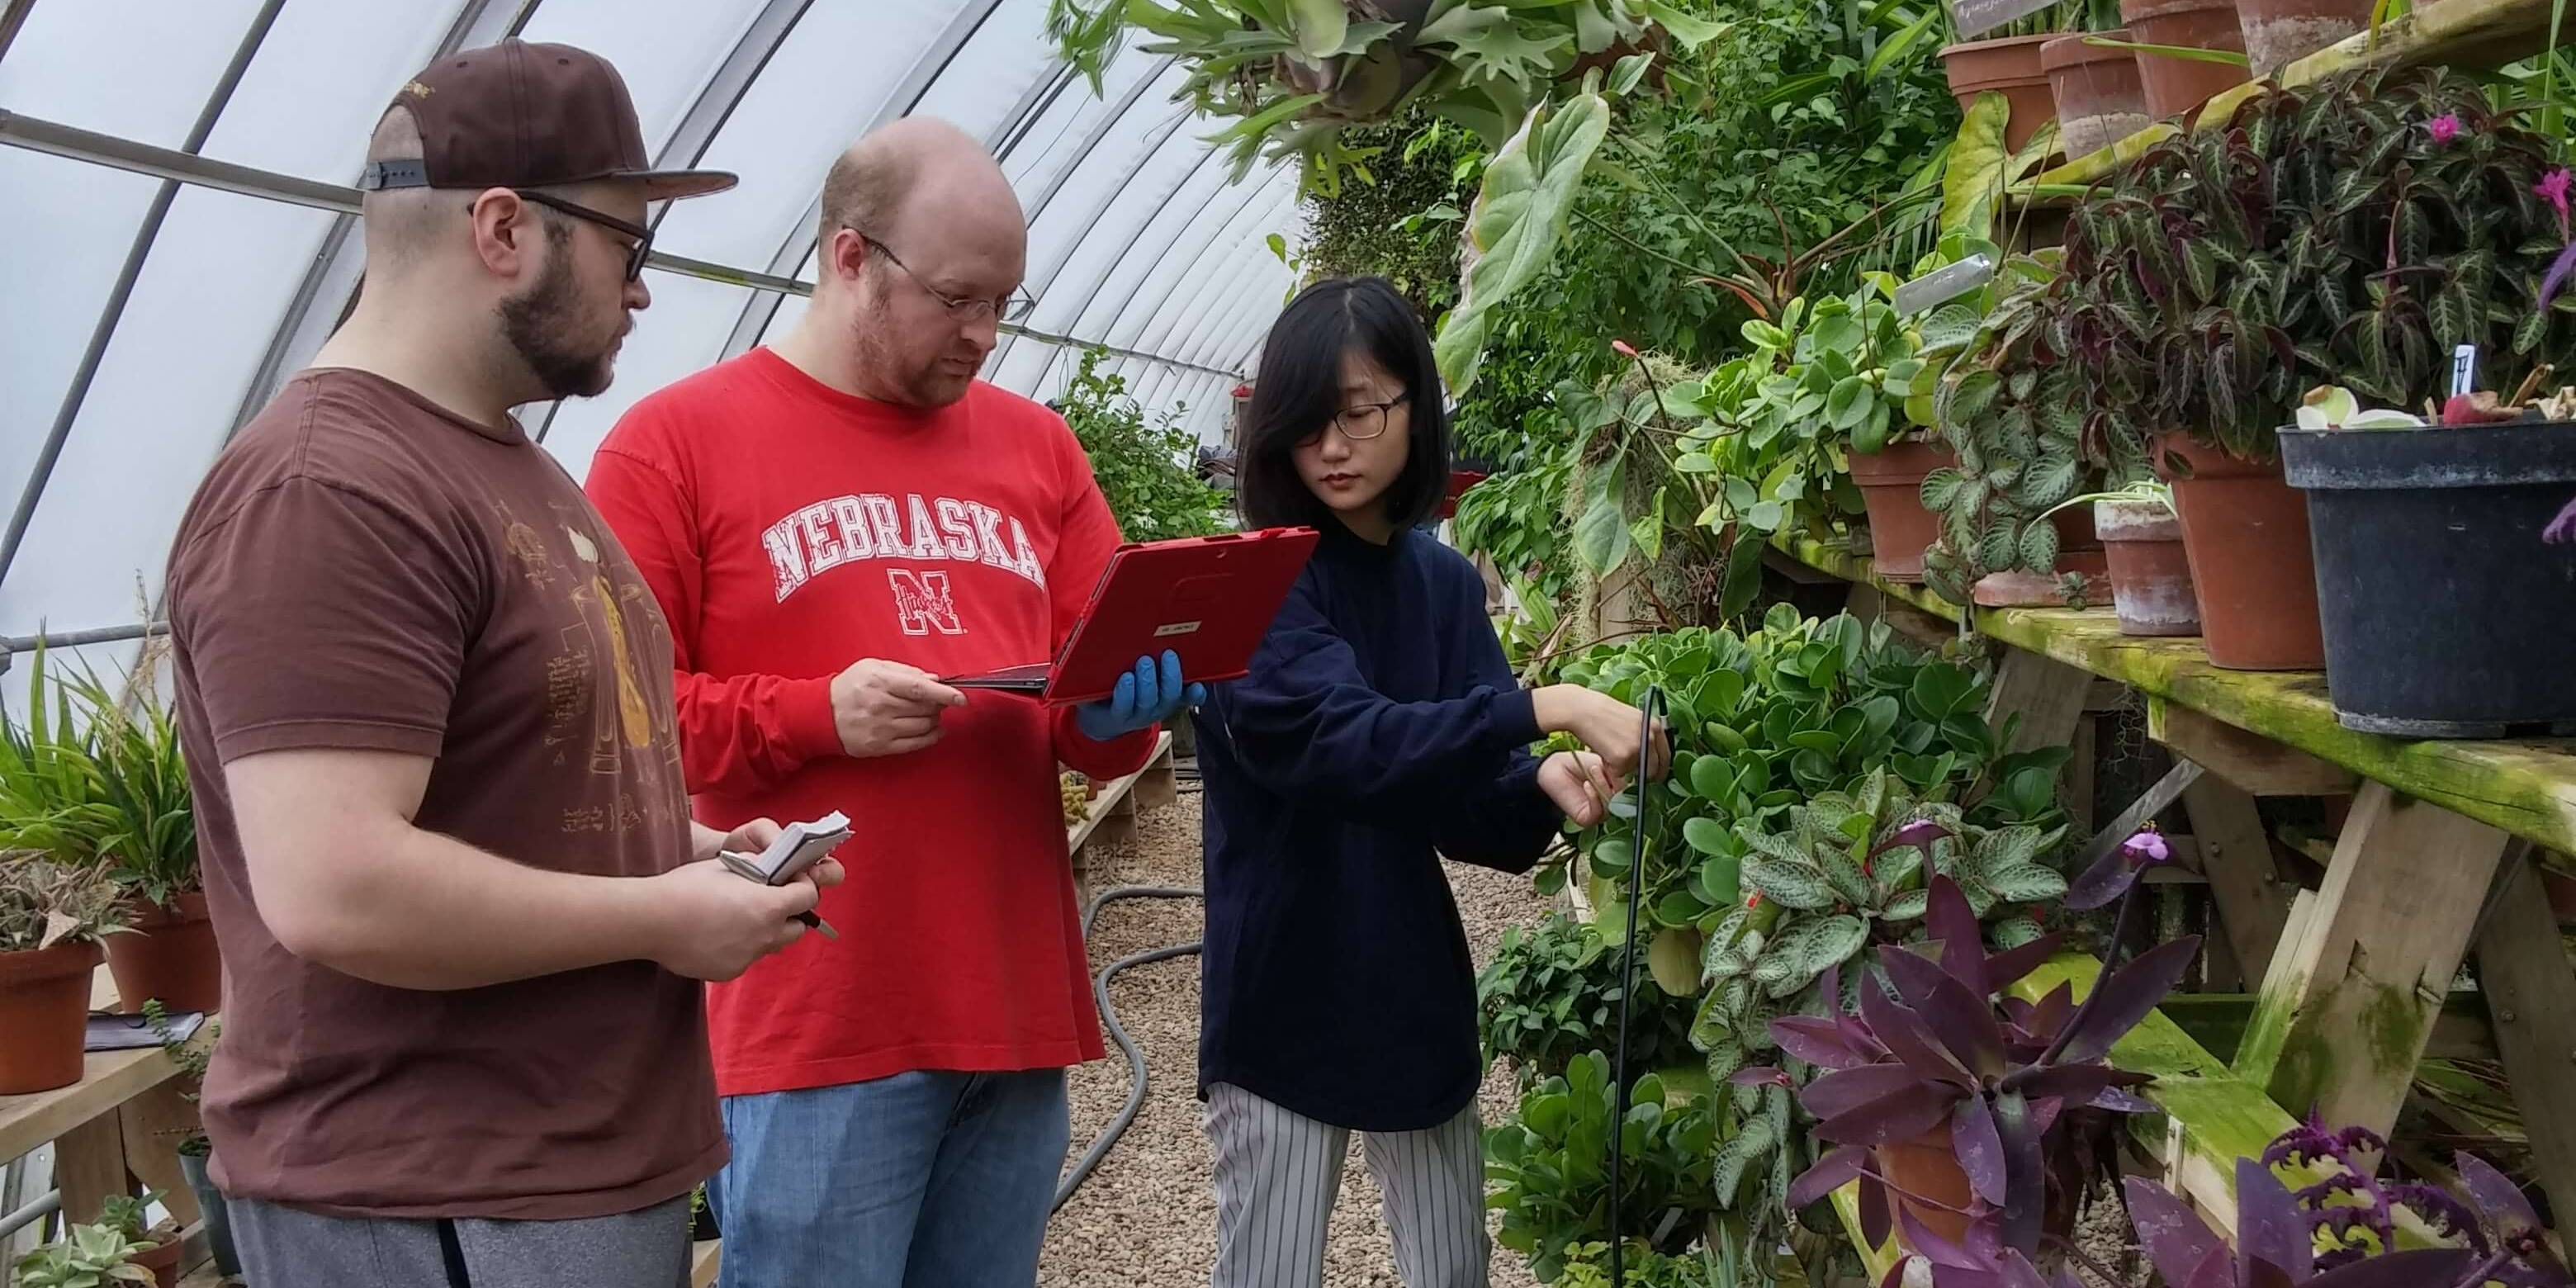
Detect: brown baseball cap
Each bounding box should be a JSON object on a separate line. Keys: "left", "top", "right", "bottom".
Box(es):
{"left": 358, "top": 39, "right": 735, "bottom": 200}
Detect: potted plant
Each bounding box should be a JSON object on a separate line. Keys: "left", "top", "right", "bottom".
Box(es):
{"left": 1976, "top": 69, "right": 2576, "bottom": 668}
{"left": 2111, "top": 0, "right": 2249, "bottom": 120}
{"left": 1938, "top": 0, "right": 2121, "bottom": 154}
{"left": 2279, "top": 379, "right": 2576, "bottom": 735}
{"left": 0, "top": 647, "right": 216, "bottom": 1015}
{"left": 2041, "top": 27, "right": 2152, "bottom": 157}
{"left": 1735, "top": 831, "right": 2195, "bottom": 1271}
{"left": 2231, "top": 0, "right": 2375, "bottom": 76}
{"left": 0, "top": 854, "right": 129, "bottom": 1093}
{"left": 9, "top": 1221, "right": 154, "bottom": 1288}
{"left": 97, "top": 1191, "right": 183, "bottom": 1288}
{"left": 2036, "top": 479, "right": 2199, "bottom": 635}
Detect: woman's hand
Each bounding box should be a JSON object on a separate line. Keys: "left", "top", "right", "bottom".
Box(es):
{"left": 1537, "top": 751, "right": 1616, "bottom": 826}
{"left": 1532, "top": 684, "right": 1669, "bottom": 785}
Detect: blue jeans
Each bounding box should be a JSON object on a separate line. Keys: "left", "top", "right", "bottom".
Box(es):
{"left": 709, "top": 1069, "right": 1071, "bottom": 1288}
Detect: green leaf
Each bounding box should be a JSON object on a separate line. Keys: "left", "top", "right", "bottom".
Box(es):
{"left": 1434, "top": 92, "right": 1612, "bottom": 394}
{"left": 1573, "top": 455, "right": 1631, "bottom": 573}
{"left": 1266, "top": 232, "right": 1289, "bottom": 263}
{"left": 2517, "top": 305, "right": 2550, "bottom": 355}
{"left": 1610, "top": 51, "right": 1655, "bottom": 96}
{"left": 1943, "top": 91, "right": 2010, "bottom": 239}
{"left": 1590, "top": 837, "right": 1634, "bottom": 876}
{"left": 1674, "top": 451, "right": 1718, "bottom": 473}
{"left": 1685, "top": 815, "right": 1733, "bottom": 855}
{"left": 1986, "top": 864, "right": 2071, "bottom": 903}
{"left": 1641, "top": 0, "right": 1730, "bottom": 49}
{"left": 1884, "top": 888, "right": 1931, "bottom": 921}
{"left": 1825, "top": 376, "right": 1877, "bottom": 429}
{"left": 1743, "top": 850, "right": 1834, "bottom": 909}
{"left": 2017, "top": 516, "right": 2060, "bottom": 573}
{"left": 1908, "top": 664, "right": 1980, "bottom": 719}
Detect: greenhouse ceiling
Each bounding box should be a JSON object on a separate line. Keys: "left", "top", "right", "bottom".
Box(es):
{"left": 0, "top": 0, "right": 1300, "bottom": 693}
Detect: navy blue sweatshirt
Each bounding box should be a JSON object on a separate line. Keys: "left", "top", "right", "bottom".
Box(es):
{"left": 1196, "top": 521, "right": 1563, "bottom": 1132}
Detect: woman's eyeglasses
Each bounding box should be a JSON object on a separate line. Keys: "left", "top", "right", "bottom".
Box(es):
{"left": 1300, "top": 395, "right": 1407, "bottom": 446}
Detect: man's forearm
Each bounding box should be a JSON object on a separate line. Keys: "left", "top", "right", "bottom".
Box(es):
{"left": 265, "top": 823, "right": 676, "bottom": 992}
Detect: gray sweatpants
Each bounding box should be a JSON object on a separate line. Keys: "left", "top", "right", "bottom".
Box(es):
{"left": 1205, "top": 1082, "right": 1489, "bottom": 1288}
{"left": 228, "top": 1191, "right": 693, "bottom": 1288}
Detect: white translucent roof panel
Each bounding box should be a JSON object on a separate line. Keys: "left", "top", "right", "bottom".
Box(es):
{"left": 1, "top": 184, "right": 334, "bottom": 638}
{"left": 0, "top": 0, "right": 1299, "bottom": 666}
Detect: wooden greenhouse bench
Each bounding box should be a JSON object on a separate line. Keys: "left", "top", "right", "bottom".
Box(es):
{"left": 1772, "top": 531, "right": 2576, "bottom": 1243}
{"left": 3, "top": 974, "right": 215, "bottom": 1276}
{"left": 1066, "top": 730, "right": 1178, "bottom": 908}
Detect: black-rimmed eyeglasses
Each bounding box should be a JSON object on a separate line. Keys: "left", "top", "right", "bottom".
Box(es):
{"left": 855, "top": 231, "right": 1035, "bottom": 324}
{"left": 513, "top": 190, "right": 654, "bottom": 282}
{"left": 1300, "top": 395, "right": 1408, "bottom": 446}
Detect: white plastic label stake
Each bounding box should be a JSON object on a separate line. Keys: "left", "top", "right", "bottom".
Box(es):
{"left": 1892, "top": 253, "right": 1995, "bottom": 318}
{"left": 2452, "top": 343, "right": 2478, "bottom": 398}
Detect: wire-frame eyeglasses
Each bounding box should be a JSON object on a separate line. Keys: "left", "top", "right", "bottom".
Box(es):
{"left": 856, "top": 232, "right": 1035, "bottom": 324}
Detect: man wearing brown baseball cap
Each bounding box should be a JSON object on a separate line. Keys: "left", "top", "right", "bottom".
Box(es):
{"left": 163, "top": 40, "right": 837, "bottom": 1288}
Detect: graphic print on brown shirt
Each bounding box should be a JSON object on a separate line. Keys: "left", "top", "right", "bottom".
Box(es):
{"left": 164, "top": 369, "right": 720, "bottom": 1221}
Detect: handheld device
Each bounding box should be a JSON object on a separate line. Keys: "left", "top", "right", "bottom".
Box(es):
{"left": 944, "top": 528, "right": 1319, "bottom": 704}
{"left": 720, "top": 812, "right": 848, "bottom": 940}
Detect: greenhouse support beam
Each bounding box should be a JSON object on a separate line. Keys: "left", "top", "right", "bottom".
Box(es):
{"left": 0, "top": 111, "right": 1246, "bottom": 379}
{"left": 0, "top": 0, "right": 36, "bottom": 65}
{"left": 0, "top": 0, "right": 286, "bottom": 594}
{"left": 0, "top": 621, "right": 168, "bottom": 676}
{"left": 642, "top": 0, "right": 819, "bottom": 235}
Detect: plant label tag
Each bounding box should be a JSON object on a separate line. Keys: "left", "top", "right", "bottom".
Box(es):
{"left": 1947, "top": 0, "right": 2062, "bottom": 39}
{"left": 1892, "top": 253, "right": 1996, "bottom": 317}
{"left": 2451, "top": 343, "right": 2477, "bottom": 397}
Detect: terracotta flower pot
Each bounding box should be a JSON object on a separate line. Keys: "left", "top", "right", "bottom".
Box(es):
{"left": 2095, "top": 498, "right": 2201, "bottom": 636}
{"left": 1939, "top": 35, "right": 2062, "bottom": 154}
{"left": 131, "top": 1230, "right": 184, "bottom": 1288}
{"left": 2161, "top": 436, "right": 2326, "bottom": 670}
{"left": 1849, "top": 442, "right": 1956, "bottom": 583}
{"left": 2043, "top": 30, "right": 2153, "bottom": 157}
{"left": 0, "top": 939, "right": 104, "bottom": 1093}
{"left": 1878, "top": 1129, "right": 1976, "bottom": 1248}
{"left": 104, "top": 891, "right": 222, "bottom": 1015}
{"left": 1972, "top": 508, "right": 2112, "bottom": 607}
{"left": 2233, "top": 0, "right": 2371, "bottom": 74}
{"left": 2119, "top": 0, "right": 2252, "bottom": 121}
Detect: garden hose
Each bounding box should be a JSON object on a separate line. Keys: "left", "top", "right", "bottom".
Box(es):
{"left": 1052, "top": 883, "right": 1205, "bottom": 1213}
{"left": 1606, "top": 686, "right": 1669, "bottom": 1288}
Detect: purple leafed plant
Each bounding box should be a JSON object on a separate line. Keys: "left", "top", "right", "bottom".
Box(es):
{"left": 2120, "top": 1121, "right": 2572, "bottom": 1288}
{"left": 1732, "top": 849, "right": 2198, "bottom": 1284}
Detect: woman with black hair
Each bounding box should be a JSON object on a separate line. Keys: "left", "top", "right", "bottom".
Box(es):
{"left": 1194, "top": 277, "right": 1664, "bottom": 1287}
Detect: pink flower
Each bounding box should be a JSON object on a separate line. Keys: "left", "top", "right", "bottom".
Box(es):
{"left": 2425, "top": 112, "right": 2462, "bottom": 144}
{"left": 1612, "top": 339, "right": 1641, "bottom": 358}
{"left": 2537, "top": 168, "right": 2571, "bottom": 239}
{"left": 2545, "top": 495, "right": 2576, "bottom": 544}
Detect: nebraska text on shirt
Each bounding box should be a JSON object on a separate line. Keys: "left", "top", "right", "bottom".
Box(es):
{"left": 762, "top": 492, "right": 1047, "bottom": 603}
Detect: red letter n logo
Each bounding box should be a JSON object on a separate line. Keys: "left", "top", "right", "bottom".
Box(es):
{"left": 888, "top": 570, "right": 964, "bottom": 637}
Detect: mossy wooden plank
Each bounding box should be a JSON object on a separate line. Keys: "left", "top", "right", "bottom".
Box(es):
{"left": 2013, "top": 954, "right": 2297, "bottom": 1235}
{"left": 1775, "top": 533, "right": 2576, "bottom": 876}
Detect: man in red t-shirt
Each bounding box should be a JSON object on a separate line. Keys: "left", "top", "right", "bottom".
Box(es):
{"left": 164, "top": 41, "right": 837, "bottom": 1288}
{"left": 587, "top": 118, "right": 1197, "bottom": 1287}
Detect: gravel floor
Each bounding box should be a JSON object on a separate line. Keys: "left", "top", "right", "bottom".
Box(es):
{"left": 1040, "top": 786, "right": 1550, "bottom": 1288}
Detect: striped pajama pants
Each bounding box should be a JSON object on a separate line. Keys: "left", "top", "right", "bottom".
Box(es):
{"left": 1204, "top": 1082, "right": 1489, "bottom": 1288}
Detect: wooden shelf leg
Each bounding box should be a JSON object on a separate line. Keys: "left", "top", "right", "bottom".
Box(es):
{"left": 2181, "top": 778, "right": 2297, "bottom": 987}
{"left": 1135, "top": 748, "right": 1177, "bottom": 815}
{"left": 54, "top": 1110, "right": 127, "bottom": 1226}
{"left": 120, "top": 1077, "right": 202, "bottom": 1225}
{"left": 2233, "top": 781, "right": 2510, "bottom": 1137}
{"left": 1985, "top": 648, "right": 2092, "bottom": 755}
{"left": 2474, "top": 847, "right": 2576, "bottom": 1229}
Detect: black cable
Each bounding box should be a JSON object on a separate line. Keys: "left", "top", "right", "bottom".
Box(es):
{"left": 1608, "top": 686, "right": 1668, "bottom": 1288}
{"left": 1053, "top": 883, "right": 1205, "bottom": 1213}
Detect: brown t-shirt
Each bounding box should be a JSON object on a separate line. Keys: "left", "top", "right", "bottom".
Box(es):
{"left": 164, "top": 369, "right": 722, "bottom": 1220}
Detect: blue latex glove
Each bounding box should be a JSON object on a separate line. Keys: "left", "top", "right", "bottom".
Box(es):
{"left": 1075, "top": 650, "right": 1206, "bottom": 741}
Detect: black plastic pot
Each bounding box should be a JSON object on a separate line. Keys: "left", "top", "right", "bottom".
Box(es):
{"left": 178, "top": 1146, "right": 240, "bottom": 1277}
{"left": 2278, "top": 421, "right": 2576, "bottom": 737}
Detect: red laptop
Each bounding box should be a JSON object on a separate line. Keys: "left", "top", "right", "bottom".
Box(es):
{"left": 945, "top": 527, "right": 1319, "bottom": 704}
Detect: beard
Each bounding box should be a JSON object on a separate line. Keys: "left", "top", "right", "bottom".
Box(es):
{"left": 498, "top": 225, "right": 618, "bottom": 400}
{"left": 852, "top": 286, "right": 976, "bottom": 409}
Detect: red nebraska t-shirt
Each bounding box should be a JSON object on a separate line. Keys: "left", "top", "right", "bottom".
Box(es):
{"left": 586, "top": 347, "right": 1148, "bottom": 1095}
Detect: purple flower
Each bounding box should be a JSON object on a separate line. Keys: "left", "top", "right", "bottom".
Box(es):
{"left": 2545, "top": 495, "right": 2576, "bottom": 544}
{"left": 2427, "top": 112, "right": 2462, "bottom": 144}
{"left": 2119, "top": 826, "right": 2171, "bottom": 864}
{"left": 2538, "top": 168, "right": 2572, "bottom": 239}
